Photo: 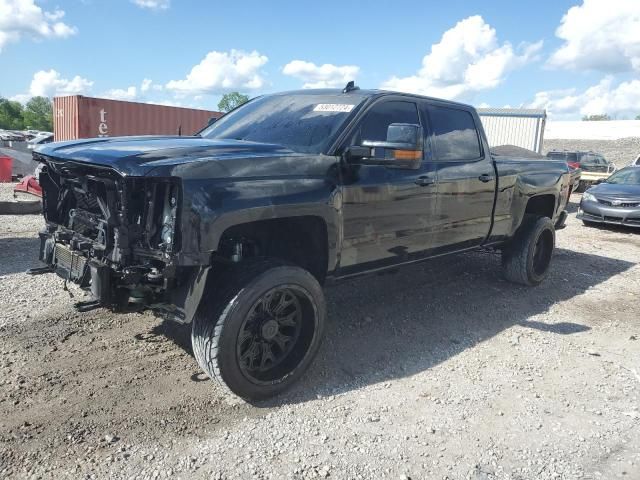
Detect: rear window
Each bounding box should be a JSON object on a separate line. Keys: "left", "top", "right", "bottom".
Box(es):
{"left": 547, "top": 152, "right": 566, "bottom": 161}
{"left": 429, "top": 106, "right": 482, "bottom": 161}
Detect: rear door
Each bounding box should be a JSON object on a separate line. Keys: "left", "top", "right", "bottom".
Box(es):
{"left": 425, "top": 104, "right": 496, "bottom": 251}
{"left": 579, "top": 153, "right": 599, "bottom": 172}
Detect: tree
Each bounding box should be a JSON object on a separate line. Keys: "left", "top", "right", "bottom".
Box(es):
{"left": 23, "top": 96, "right": 53, "bottom": 131}
{"left": 0, "top": 97, "right": 25, "bottom": 130}
{"left": 636, "top": 115, "right": 640, "bottom": 120}
{"left": 582, "top": 114, "right": 611, "bottom": 121}
{"left": 218, "top": 92, "right": 249, "bottom": 113}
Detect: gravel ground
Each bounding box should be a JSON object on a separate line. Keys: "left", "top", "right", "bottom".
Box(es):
{"left": 544, "top": 137, "right": 640, "bottom": 168}
{"left": 0, "top": 183, "right": 17, "bottom": 202}
{"left": 1, "top": 198, "right": 639, "bottom": 480}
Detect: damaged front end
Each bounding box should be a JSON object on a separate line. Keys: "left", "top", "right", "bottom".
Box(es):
{"left": 34, "top": 155, "right": 205, "bottom": 321}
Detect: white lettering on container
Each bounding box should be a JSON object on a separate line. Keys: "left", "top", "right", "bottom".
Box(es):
{"left": 98, "top": 109, "right": 109, "bottom": 137}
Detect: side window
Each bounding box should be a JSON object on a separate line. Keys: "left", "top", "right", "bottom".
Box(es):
{"left": 428, "top": 106, "right": 482, "bottom": 161}
{"left": 357, "top": 101, "right": 420, "bottom": 143}
{"left": 566, "top": 153, "right": 578, "bottom": 163}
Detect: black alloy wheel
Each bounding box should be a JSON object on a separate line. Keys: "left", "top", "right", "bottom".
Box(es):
{"left": 191, "top": 258, "right": 326, "bottom": 401}
{"left": 237, "top": 286, "right": 313, "bottom": 383}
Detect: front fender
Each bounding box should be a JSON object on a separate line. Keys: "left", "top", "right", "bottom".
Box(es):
{"left": 179, "top": 176, "right": 343, "bottom": 271}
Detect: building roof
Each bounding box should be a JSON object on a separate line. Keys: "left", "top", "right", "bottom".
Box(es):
{"left": 477, "top": 108, "right": 546, "bottom": 118}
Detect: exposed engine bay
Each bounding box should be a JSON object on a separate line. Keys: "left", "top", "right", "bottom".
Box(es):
{"left": 35, "top": 156, "right": 186, "bottom": 316}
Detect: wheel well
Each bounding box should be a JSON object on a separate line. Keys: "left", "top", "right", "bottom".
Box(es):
{"left": 525, "top": 194, "right": 555, "bottom": 219}
{"left": 217, "top": 216, "right": 329, "bottom": 283}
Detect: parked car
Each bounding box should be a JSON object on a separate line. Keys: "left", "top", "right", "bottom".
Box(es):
{"left": 31, "top": 86, "right": 571, "bottom": 400}
{"left": 578, "top": 167, "right": 640, "bottom": 228}
{"left": 27, "top": 133, "right": 54, "bottom": 149}
{"left": 7, "top": 130, "right": 25, "bottom": 141}
{"left": 546, "top": 150, "right": 615, "bottom": 192}
{"left": 0, "top": 130, "right": 23, "bottom": 142}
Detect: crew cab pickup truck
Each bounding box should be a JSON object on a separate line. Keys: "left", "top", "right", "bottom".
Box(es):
{"left": 32, "top": 85, "right": 570, "bottom": 400}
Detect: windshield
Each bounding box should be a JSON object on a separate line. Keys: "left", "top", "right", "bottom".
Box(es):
{"left": 605, "top": 168, "right": 640, "bottom": 185}
{"left": 199, "top": 93, "right": 366, "bottom": 154}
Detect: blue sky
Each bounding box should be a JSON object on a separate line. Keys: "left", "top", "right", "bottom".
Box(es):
{"left": 1, "top": 0, "right": 639, "bottom": 118}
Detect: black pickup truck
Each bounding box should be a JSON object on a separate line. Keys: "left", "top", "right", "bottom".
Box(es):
{"left": 32, "top": 85, "right": 570, "bottom": 400}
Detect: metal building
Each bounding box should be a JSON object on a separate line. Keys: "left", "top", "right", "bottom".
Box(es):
{"left": 477, "top": 108, "right": 547, "bottom": 153}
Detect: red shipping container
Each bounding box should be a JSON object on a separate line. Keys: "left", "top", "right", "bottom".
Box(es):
{"left": 0, "top": 155, "right": 13, "bottom": 182}
{"left": 53, "top": 96, "right": 222, "bottom": 141}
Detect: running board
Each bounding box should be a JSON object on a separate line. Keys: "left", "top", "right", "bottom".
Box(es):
{"left": 26, "top": 265, "right": 55, "bottom": 275}
{"left": 74, "top": 300, "right": 102, "bottom": 312}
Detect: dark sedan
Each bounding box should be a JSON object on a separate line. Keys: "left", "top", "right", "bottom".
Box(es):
{"left": 578, "top": 167, "right": 640, "bottom": 228}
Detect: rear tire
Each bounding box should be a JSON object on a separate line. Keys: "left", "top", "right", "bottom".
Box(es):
{"left": 191, "top": 258, "right": 326, "bottom": 401}
{"left": 502, "top": 215, "right": 555, "bottom": 286}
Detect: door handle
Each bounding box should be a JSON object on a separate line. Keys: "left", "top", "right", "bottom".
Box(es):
{"left": 478, "top": 173, "right": 493, "bottom": 183}
{"left": 415, "top": 176, "right": 434, "bottom": 187}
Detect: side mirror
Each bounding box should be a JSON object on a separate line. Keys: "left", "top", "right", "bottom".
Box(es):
{"left": 347, "top": 123, "right": 423, "bottom": 167}
{"left": 344, "top": 145, "right": 371, "bottom": 162}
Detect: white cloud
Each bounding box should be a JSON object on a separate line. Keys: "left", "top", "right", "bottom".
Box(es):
{"left": 141, "top": 78, "right": 153, "bottom": 92}
{"left": 548, "top": 0, "right": 640, "bottom": 72}
{"left": 381, "top": 15, "right": 542, "bottom": 100}
{"left": 103, "top": 86, "right": 138, "bottom": 101}
{"left": 101, "top": 79, "right": 163, "bottom": 101}
{"left": 282, "top": 60, "right": 359, "bottom": 88}
{"left": 21, "top": 69, "right": 93, "bottom": 99}
{"left": 166, "top": 49, "right": 268, "bottom": 96}
{"left": 131, "top": 0, "right": 170, "bottom": 10}
{"left": 527, "top": 76, "right": 640, "bottom": 119}
{"left": 12, "top": 69, "right": 93, "bottom": 103}
{"left": 0, "top": 0, "right": 77, "bottom": 53}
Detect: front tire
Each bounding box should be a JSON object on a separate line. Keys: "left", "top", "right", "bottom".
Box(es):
{"left": 191, "top": 258, "right": 326, "bottom": 401}
{"left": 502, "top": 215, "right": 555, "bottom": 286}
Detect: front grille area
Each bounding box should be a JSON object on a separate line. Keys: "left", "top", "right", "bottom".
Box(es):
{"left": 54, "top": 243, "right": 88, "bottom": 284}
{"left": 598, "top": 199, "right": 640, "bottom": 208}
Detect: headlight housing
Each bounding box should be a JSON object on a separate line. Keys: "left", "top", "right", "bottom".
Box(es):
{"left": 582, "top": 191, "right": 597, "bottom": 203}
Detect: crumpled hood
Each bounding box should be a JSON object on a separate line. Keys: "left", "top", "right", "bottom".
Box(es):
{"left": 35, "top": 136, "right": 301, "bottom": 176}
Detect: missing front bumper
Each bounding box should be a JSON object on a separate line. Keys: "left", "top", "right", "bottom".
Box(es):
{"left": 34, "top": 229, "right": 211, "bottom": 323}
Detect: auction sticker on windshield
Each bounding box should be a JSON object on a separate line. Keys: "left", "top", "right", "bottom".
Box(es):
{"left": 313, "top": 104, "right": 355, "bottom": 113}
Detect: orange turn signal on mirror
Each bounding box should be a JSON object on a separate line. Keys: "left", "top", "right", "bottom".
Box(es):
{"left": 393, "top": 149, "right": 422, "bottom": 160}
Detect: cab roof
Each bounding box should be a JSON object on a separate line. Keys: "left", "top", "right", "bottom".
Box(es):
{"left": 269, "top": 88, "right": 475, "bottom": 110}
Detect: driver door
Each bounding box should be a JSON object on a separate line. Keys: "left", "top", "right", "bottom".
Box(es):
{"left": 338, "top": 99, "right": 438, "bottom": 274}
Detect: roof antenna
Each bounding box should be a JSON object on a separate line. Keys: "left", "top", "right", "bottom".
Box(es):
{"left": 342, "top": 81, "right": 359, "bottom": 93}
